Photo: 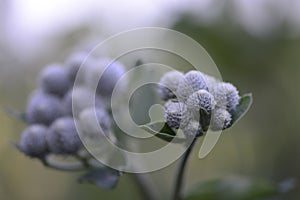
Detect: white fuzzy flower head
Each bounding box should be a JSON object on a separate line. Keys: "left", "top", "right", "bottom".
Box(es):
{"left": 164, "top": 101, "right": 190, "bottom": 129}
{"left": 158, "top": 71, "right": 184, "bottom": 100}
{"left": 186, "top": 90, "right": 216, "bottom": 113}
{"left": 202, "top": 73, "right": 219, "bottom": 92}
{"left": 210, "top": 109, "right": 232, "bottom": 131}
{"left": 176, "top": 70, "right": 208, "bottom": 102}
{"left": 38, "top": 64, "right": 71, "bottom": 97}
{"left": 46, "top": 117, "right": 82, "bottom": 155}
{"left": 18, "top": 125, "right": 48, "bottom": 158}
{"left": 212, "top": 82, "right": 240, "bottom": 111}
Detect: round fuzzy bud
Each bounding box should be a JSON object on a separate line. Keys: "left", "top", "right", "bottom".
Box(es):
{"left": 164, "top": 101, "right": 190, "bottom": 129}
{"left": 158, "top": 71, "right": 184, "bottom": 100}
{"left": 79, "top": 107, "right": 111, "bottom": 139}
{"left": 18, "top": 125, "right": 48, "bottom": 158}
{"left": 38, "top": 64, "right": 71, "bottom": 97}
{"left": 202, "top": 73, "right": 219, "bottom": 92}
{"left": 26, "top": 91, "right": 63, "bottom": 126}
{"left": 210, "top": 109, "right": 232, "bottom": 131}
{"left": 84, "top": 58, "right": 126, "bottom": 97}
{"left": 65, "top": 52, "right": 89, "bottom": 83}
{"left": 46, "top": 117, "right": 82, "bottom": 155}
{"left": 184, "top": 71, "right": 208, "bottom": 91}
{"left": 187, "top": 90, "right": 216, "bottom": 113}
{"left": 176, "top": 70, "right": 208, "bottom": 102}
{"left": 212, "top": 82, "right": 240, "bottom": 111}
{"left": 182, "top": 120, "right": 203, "bottom": 137}
{"left": 63, "top": 87, "right": 104, "bottom": 117}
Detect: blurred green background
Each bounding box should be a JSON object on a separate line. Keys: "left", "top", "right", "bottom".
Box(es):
{"left": 0, "top": 0, "right": 299, "bottom": 199}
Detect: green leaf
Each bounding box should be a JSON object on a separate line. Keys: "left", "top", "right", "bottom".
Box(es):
{"left": 139, "top": 121, "right": 186, "bottom": 143}
{"left": 229, "top": 93, "right": 253, "bottom": 128}
{"left": 184, "top": 176, "right": 280, "bottom": 200}
{"left": 79, "top": 168, "right": 120, "bottom": 190}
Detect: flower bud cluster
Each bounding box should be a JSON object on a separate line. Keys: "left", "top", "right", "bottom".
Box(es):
{"left": 158, "top": 70, "right": 240, "bottom": 136}
{"left": 18, "top": 52, "right": 125, "bottom": 158}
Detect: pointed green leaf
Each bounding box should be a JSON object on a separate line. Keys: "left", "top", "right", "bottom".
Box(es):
{"left": 229, "top": 93, "right": 253, "bottom": 128}
{"left": 79, "top": 168, "right": 120, "bottom": 190}
{"left": 143, "top": 121, "right": 176, "bottom": 136}
{"left": 139, "top": 121, "right": 186, "bottom": 143}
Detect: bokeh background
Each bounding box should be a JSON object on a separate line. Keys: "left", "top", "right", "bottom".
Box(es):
{"left": 0, "top": 0, "right": 299, "bottom": 199}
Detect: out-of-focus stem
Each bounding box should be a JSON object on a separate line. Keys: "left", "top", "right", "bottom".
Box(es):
{"left": 131, "top": 173, "right": 160, "bottom": 200}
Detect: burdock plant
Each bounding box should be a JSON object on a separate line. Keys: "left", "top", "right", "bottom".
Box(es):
{"left": 6, "top": 53, "right": 295, "bottom": 200}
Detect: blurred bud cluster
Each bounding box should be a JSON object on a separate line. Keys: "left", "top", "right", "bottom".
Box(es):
{"left": 18, "top": 51, "right": 126, "bottom": 163}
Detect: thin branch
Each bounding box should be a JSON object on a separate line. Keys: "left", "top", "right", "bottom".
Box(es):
{"left": 172, "top": 137, "right": 198, "bottom": 200}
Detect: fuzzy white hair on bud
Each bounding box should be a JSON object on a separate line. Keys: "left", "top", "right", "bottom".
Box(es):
{"left": 181, "top": 120, "right": 202, "bottom": 137}
{"left": 212, "top": 82, "right": 240, "bottom": 111}
{"left": 176, "top": 70, "right": 208, "bottom": 102}
{"left": 164, "top": 101, "right": 190, "bottom": 129}
{"left": 158, "top": 71, "right": 184, "bottom": 100}
{"left": 210, "top": 108, "right": 232, "bottom": 131}
{"left": 186, "top": 90, "right": 216, "bottom": 113}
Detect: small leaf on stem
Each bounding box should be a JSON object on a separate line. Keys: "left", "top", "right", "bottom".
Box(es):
{"left": 79, "top": 168, "right": 120, "bottom": 190}
{"left": 228, "top": 93, "right": 253, "bottom": 128}
{"left": 140, "top": 121, "right": 186, "bottom": 143}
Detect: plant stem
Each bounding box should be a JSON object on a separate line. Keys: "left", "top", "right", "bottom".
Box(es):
{"left": 131, "top": 173, "right": 160, "bottom": 200}
{"left": 172, "top": 137, "right": 197, "bottom": 200}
